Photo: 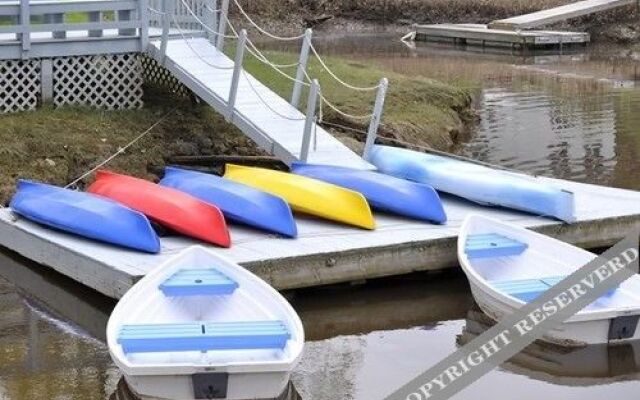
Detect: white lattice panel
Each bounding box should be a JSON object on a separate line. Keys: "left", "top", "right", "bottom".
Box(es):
{"left": 141, "top": 55, "right": 191, "bottom": 97}
{"left": 53, "top": 53, "right": 143, "bottom": 109}
{"left": 0, "top": 60, "right": 40, "bottom": 113}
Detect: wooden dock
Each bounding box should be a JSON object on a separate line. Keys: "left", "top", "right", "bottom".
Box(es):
{"left": 412, "top": 24, "right": 589, "bottom": 48}
{"left": 489, "top": 0, "right": 637, "bottom": 30}
{"left": 1, "top": 176, "right": 640, "bottom": 299}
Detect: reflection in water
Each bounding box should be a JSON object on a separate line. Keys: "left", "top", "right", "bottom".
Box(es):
{"left": 459, "top": 308, "right": 640, "bottom": 383}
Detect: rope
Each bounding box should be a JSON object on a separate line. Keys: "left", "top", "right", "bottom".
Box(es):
{"left": 177, "top": 0, "right": 237, "bottom": 39}
{"left": 148, "top": 7, "right": 165, "bottom": 15}
{"left": 309, "top": 43, "right": 381, "bottom": 92}
{"left": 225, "top": 19, "right": 310, "bottom": 86}
{"left": 240, "top": 70, "right": 306, "bottom": 121}
{"left": 302, "top": 69, "right": 373, "bottom": 121}
{"left": 65, "top": 108, "right": 176, "bottom": 189}
{"left": 172, "top": 15, "right": 235, "bottom": 70}
{"left": 230, "top": 0, "right": 305, "bottom": 41}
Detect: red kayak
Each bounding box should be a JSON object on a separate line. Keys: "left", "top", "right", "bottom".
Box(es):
{"left": 88, "top": 170, "right": 231, "bottom": 247}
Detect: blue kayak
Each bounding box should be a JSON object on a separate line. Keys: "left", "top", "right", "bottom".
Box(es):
{"left": 368, "top": 145, "right": 576, "bottom": 223}
{"left": 291, "top": 162, "right": 447, "bottom": 224}
{"left": 159, "top": 167, "right": 297, "bottom": 237}
{"left": 10, "top": 180, "right": 161, "bottom": 253}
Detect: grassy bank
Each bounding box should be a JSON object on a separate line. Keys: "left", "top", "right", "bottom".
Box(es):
{"left": 0, "top": 52, "right": 474, "bottom": 205}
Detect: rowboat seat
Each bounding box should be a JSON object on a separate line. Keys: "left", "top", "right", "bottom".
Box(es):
{"left": 159, "top": 268, "right": 238, "bottom": 296}
{"left": 465, "top": 233, "right": 528, "bottom": 259}
{"left": 492, "top": 276, "right": 616, "bottom": 302}
{"left": 118, "top": 321, "right": 290, "bottom": 354}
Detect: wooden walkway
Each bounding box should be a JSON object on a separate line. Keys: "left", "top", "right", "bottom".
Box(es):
{"left": 2, "top": 176, "right": 640, "bottom": 299}
{"left": 489, "top": 0, "right": 637, "bottom": 30}
{"left": 147, "top": 37, "right": 373, "bottom": 169}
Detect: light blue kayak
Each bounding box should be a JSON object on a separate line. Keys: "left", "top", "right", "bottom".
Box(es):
{"left": 291, "top": 162, "right": 446, "bottom": 224}
{"left": 368, "top": 145, "right": 576, "bottom": 222}
{"left": 159, "top": 167, "right": 297, "bottom": 237}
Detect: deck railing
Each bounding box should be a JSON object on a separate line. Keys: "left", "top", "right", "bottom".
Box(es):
{"left": 0, "top": 0, "right": 152, "bottom": 59}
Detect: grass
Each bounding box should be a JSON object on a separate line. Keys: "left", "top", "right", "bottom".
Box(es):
{"left": 0, "top": 50, "right": 475, "bottom": 205}
{"left": 0, "top": 85, "right": 259, "bottom": 206}
{"left": 235, "top": 47, "right": 475, "bottom": 149}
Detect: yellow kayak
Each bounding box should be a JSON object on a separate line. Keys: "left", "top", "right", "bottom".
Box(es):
{"left": 224, "top": 164, "right": 375, "bottom": 230}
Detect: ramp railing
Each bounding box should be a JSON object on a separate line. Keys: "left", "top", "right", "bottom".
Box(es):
{"left": 0, "top": 0, "right": 149, "bottom": 60}
{"left": 155, "top": 0, "right": 389, "bottom": 164}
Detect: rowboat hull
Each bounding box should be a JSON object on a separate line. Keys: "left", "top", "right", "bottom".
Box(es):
{"left": 224, "top": 164, "right": 375, "bottom": 229}
{"left": 369, "top": 145, "right": 576, "bottom": 223}
{"left": 88, "top": 171, "right": 231, "bottom": 247}
{"left": 160, "top": 167, "right": 297, "bottom": 238}
{"left": 107, "top": 246, "right": 304, "bottom": 400}
{"left": 458, "top": 215, "right": 640, "bottom": 346}
{"left": 10, "top": 180, "right": 160, "bottom": 253}
{"left": 290, "top": 162, "right": 446, "bottom": 224}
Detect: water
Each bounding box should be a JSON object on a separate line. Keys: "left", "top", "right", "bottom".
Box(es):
{"left": 2, "top": 35, "right": 640, "bottom": 399}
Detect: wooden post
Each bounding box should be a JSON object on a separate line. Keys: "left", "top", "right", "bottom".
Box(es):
{"left": 88, "top": 11, "right": 103, "bottom": 38}
{"left": 19, "top": 0, "right": 30, "bottom": 58}
{"left": 118, "top": 9, "right": 135, "bottom": 36}
{"left": 362, "top": 78, "right": 388, "bottom": 161}
{"left": 290, "top": 28, "right": 312, "bottom": 109}
{"left": 40, "top": 59, "right": 53, "bottom": 103}
{"left": 227, "top": 29, "right": 247, "bottom": 121}
{"left": 216, "top": 0, "right": 229, "bottom": 51}
{"left": 300, "top": 79, "right": 320, "bottom": 163}
{"left": 139, "top": 0, "right": 149, "bottom": 50}
{"left": 159, "top": 0, "right": 173, "bottom": 64}
{"left": 204, "top": 0, "right": 217, "bottom": 43}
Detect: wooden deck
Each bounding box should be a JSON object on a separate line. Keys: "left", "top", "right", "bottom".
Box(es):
{"left": 1, "top": 176, "right": 640, "bottom": 299}
{"left": 413, "top": 24, "right": 589, "bottom": 48}
{"left": 489, "top": 0, "right": 637, "bottom": 30}
{"left": 147, "top": 37, "right": 373, "bottom": 169}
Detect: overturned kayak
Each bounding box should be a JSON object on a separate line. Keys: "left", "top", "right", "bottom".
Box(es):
{"left": 160, "top": 167, "right": 297, "bottom": 237}
{"left": 458, "top": 214, "right": 640, "bottom": 346}
{"left": 369, "top": 145, "right": 576, "bottom": 222}
{"left": 224, "top": 164, "right": 375, "bottom": 229}
{"left": 10, "top": 180, "right": 160, "bottom": 253}
{"left": 107, "top": 245, "right": 304, "bottom": 400}
{"left": 291, "top": 162, "right": 446, "bottom": 224}
{"left": 88, "top": 171, "right": 231, "bottom": 247}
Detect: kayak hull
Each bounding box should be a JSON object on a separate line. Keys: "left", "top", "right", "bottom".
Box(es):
{"left": 458, "top": 215, "right": 640, "bottom": 346}
{"left": 88, "top": 171, "right": 231, "bottom": 247}
{"left": 291, "top": 162, "right": 446, "bottom": 224}
{"left": 224, "top": 164, "right": 375, "bottom": 230}
{"left": 369, "top": 145, "right": 576, "bottom": 222}
{"left": 10, "top": 180, "right": 160, "bottom": 253}
{"left": 107, "top": 245, "right": 304, "bottom": 400}
{"left": 160, "top": 167, "right": 297, "bottom": 238}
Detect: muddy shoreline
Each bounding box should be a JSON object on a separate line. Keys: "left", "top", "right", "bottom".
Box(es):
{"left": 231, "top": 0, "right": 640, "bottom": 44}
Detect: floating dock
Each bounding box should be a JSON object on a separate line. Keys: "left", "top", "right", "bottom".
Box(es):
{"left": 410, "top": 0, "right": 638, "bottom": 49}
{"left": 1, "top": 176, "right": 640, "bottom": 299}
{"left": 412, "top": 24, "right": 589, "bottom": 49}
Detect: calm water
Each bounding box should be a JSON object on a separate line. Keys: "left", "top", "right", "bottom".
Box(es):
{"left": 2, "top": 35, "right": 640, "bottom": 399}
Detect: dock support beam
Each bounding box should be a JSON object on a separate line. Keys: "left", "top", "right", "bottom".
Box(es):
{"left": 159, "top": 0, "right": 174, "bottom": 64}
{"left": 300, "top": 79, "right": 320, "bottom": 163}
{"left": 19, "top": 0, "right": 30, "bottom": 59}
{"left": 227, "top": 29, "right": 247, "bottom": 121}
{"left": 362, "top": 78, "right": 388, "bottom": 161}
{"left": 138, "top": 0, "right": 149, "bottom": 50}
{"left": 216, "top": 0, "right": 230, "bottom": 51}
{"left": 205, "top": 0, "right": 218, "bottom": 43}
{"left": 290, "top": 28, "right": 312, "bottom": 109}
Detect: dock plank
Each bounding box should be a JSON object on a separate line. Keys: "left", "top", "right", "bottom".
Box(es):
{"left": 1, "top": 176, "right": 639, "bottom": 299}
{"left": 489, "top": 0, "right": 636, "bottom": 30}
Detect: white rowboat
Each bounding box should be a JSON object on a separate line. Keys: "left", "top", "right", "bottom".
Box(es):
{"left": 107, "top": 246, "right": 304, "bottom": 400}
{"left": 458, "top": 214, "right": 640, "bottom": 346}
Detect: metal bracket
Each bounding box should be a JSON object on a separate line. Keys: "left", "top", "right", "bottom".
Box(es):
{"left": 192, "top": 372, "right": 229, "bottom": 399}
{"left": 608, "top": 315, "right": 640, "bottom": 341}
